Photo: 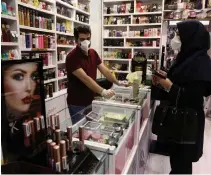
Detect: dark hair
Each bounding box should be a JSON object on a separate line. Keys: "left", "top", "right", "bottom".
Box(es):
{"left": 74, "top": 26, "right": 91, "bottom": 40}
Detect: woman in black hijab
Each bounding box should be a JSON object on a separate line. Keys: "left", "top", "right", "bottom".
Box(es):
{"left": 152, "top": 20, "right": 211, "bottom": 174}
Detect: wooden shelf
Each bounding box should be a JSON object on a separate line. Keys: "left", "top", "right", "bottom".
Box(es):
{"left": 1, "top": 42, "right": 19, "bottom": 46}
{"left": 18, "top": 1, "right": 54, "bottom": 15}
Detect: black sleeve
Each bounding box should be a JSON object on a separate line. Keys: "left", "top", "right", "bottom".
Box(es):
{"left": 167, "top": 81, "right": 209, "bottom": 106}
{"left": 151, "top": 85, "right": 168, "bottom": 101}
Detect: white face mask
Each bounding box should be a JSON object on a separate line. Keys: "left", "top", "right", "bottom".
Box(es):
{"left": 80, "top": 40, "right": 90, "bottom": 53}
{"left": 171, "top": 34, "right": 181, "bottom": 50}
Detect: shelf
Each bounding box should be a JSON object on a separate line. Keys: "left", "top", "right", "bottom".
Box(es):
{"left": 56, "top": 0, "right": 90, "bottom": 16}
{"left": 56, "top": 13, "right": 73, "bottom": 21}
{"left": 147, "top": 59, "right": 155, "bottom": 62}
{"left": 103, "top": 46, "right": 132, "bottom": 49}
{"left": 133, "top": 11, "right": 162, "bottom": 15}
{"left": 104, "top": 36, "right": 161, "bottom": 39}
{"left": 104, "top": 23, "right": 162, "bottom": 27}
{"left": 129, "top": 23, "right": 162, "bottom": 26}
{"left": 76, "top": 8, "right": 90, "bottom": 16}
{"left": 105, "top": 10, "right": 165, "bottom": 17}
{"left": 56, "top": 31, "right": 74, "bottom": 36}
{"left": 104, "top": 0, "right": 133, "bottom": 2}
{"left": 42, "top": 0, "right": 55, "bottom": 4}
{"left": 43, "top": 65, "right": 56, "bottom": 69}
{"left": 73, "top": 19, "right": 90, "bottom": 26}
{"left": 19, "top": 25, "right": 55, "bottom": 33}
{"left": 1, "top": 42, "right": 19, "bottom": 46}
{"left": 18, "top": 1, "right": 54, "bottom": 15}
{"left": 127, "top": 36, "right": 161, "bottom": 39}
{"left": 163, "top": 10, "right": 174, "bottom": 12}
{"left": 45, "top": 88, "right": 67, "bottom": 102}
{"left": 133, "top": 46, "right": 160, "bottom": 49}
{"left": 104, "top": 58, "right": 131, "bottom": 61}
{"left": 21, "top": 48, "right": 56, "bottom": 51}
{"left": 104, "top": 24, "right": 129, "bottom": 27}
{"left": 1, "top": 14, "right": 17, "bottom": 20}
{"left": 168, "top": 20, "right": 210, "bottom": 26}
{"left": 56, "top": 0, "right": 74, "bottom": 9}
{"left": 44, "top": 78, "right": 57, "bottom": 84}
{"left": 58, "top": 75, "right": 67, "bottom": 80}
{"left": 57, "top": 44, "right": 75, "bottom": 48}
{"left": 110, "top": 70, "right": 130, "bottom": 73}
{"left": 103, "top": 46, "right": 160, "bottom": 49}
{"left": 57, "top": 60, "right": 66, "bottom": 64}
{"left": 103, "top": 37, "right": 125, "bottom": 39}
{"left": 103, "top": 13, "right": 132, "bottom": 17}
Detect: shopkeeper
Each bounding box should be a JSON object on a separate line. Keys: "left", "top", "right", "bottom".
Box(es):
{"left": 66, "top": 26, "right": 123, "bottom": 123}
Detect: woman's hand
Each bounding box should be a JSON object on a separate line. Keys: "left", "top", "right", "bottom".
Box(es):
{"left": 158, "top": 70, "right": 167, "bottom": 78}
{"left": 153, "top": 75, "right": 173, "bottom": 90}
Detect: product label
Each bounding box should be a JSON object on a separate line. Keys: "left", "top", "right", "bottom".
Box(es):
{"left": 33, "top": 38, "right": 36, "bottom": 45}
{"left": 40, "top": 116, "right": 45, "bottom": 129}
{"left": 51, "top": 158, "right": 55, "bottom": 169}
{"left": 62, "top": 156, "right": 67, "bottom": 170}
{"left": 26, "top": 123, "right": 31, "bottom": 137}
{"left": 55, "top": 162, "right": 61, "bottom": 172}
{"left": 36, "top": 118, "right": 40, "bottom": 131}
{"left": 27, "top": 122, "right": 32, "bottom": 136}
{"left": 66, "top": 163, "right": 69, "bottom": 172}
{"left": 47, "top": 116, "right": 50, "bottom": 128}
{"left": 54, "top": 116, "right": 58, "bottom": 128}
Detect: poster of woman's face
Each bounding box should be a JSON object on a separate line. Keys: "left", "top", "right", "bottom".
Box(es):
{"left": 4, "top": 62, "right": 38, "bottom": 115}
{"left": 1, "top": 60, "right": 46, "bottom": 162}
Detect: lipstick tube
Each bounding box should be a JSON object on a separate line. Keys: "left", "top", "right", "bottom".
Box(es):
{"left": 53, "top": 145, "right": 61, "bottom": 173}
{"left": 50, "top": 114, "right": 55, "bottom": 130}
{"left": 55, "top": 114, "right": 60, "bottom": 129}
{"left": 34, "top": 117, "right": 40, "bottom": 132}
{"left": 47, "top": 115, "right": 51, "bottom": 135}
{"left": 50, "top": 142, "right": 56, "bottom": 169}
{"left": 40, "top": 115, "right": 45, "bottom": 130}
{"left": 79, "top": 126, "right": 84, "bottom": 152}
{"left": 60, "top": 140, "right": 67, "bottom": 170}
{"left": 65, "top": 139, "right": 70, "bottom": 152}
{"left": 46, "top": 139, "right": 52, "bottom": 166}
{"left": 22, "top": 122, "right": 31, "bottom": 147}
{"left": 67, "top": 126, "right": 72, "bottom": 149}
{"left": 29, "top": 120, "right": 36, "bottom": 147}
{"left": 55, "top": 129, "right": 61, "bottom": 145}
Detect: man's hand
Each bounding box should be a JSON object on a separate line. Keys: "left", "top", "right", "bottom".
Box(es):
{"left": 101, "top": 89, "right": 115, "bottom": 98}
{"left": 73, "top": 68, "right": 103, "bottom": 94}
{"left": 98, "top": 63, "right": 119, "bottom": 85}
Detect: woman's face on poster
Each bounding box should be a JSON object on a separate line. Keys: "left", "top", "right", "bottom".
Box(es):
{"left": 4, "top": 63, "right": 38, "bottom": 113}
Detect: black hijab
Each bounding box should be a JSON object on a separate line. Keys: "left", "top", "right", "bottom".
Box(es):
{"left": 167, "top": 20, "right": 211, "bottom": 84}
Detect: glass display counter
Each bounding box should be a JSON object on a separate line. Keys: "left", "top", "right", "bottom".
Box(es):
{"left": 60, "top": 104, "right": 137, "bottom": 174}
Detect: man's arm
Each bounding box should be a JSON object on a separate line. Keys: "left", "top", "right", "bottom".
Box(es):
{"left": 97, "top": 63, "right": 119, "bottom": 85}
{"left": 73, "top": 68, "right": 104, "bottom": 94}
